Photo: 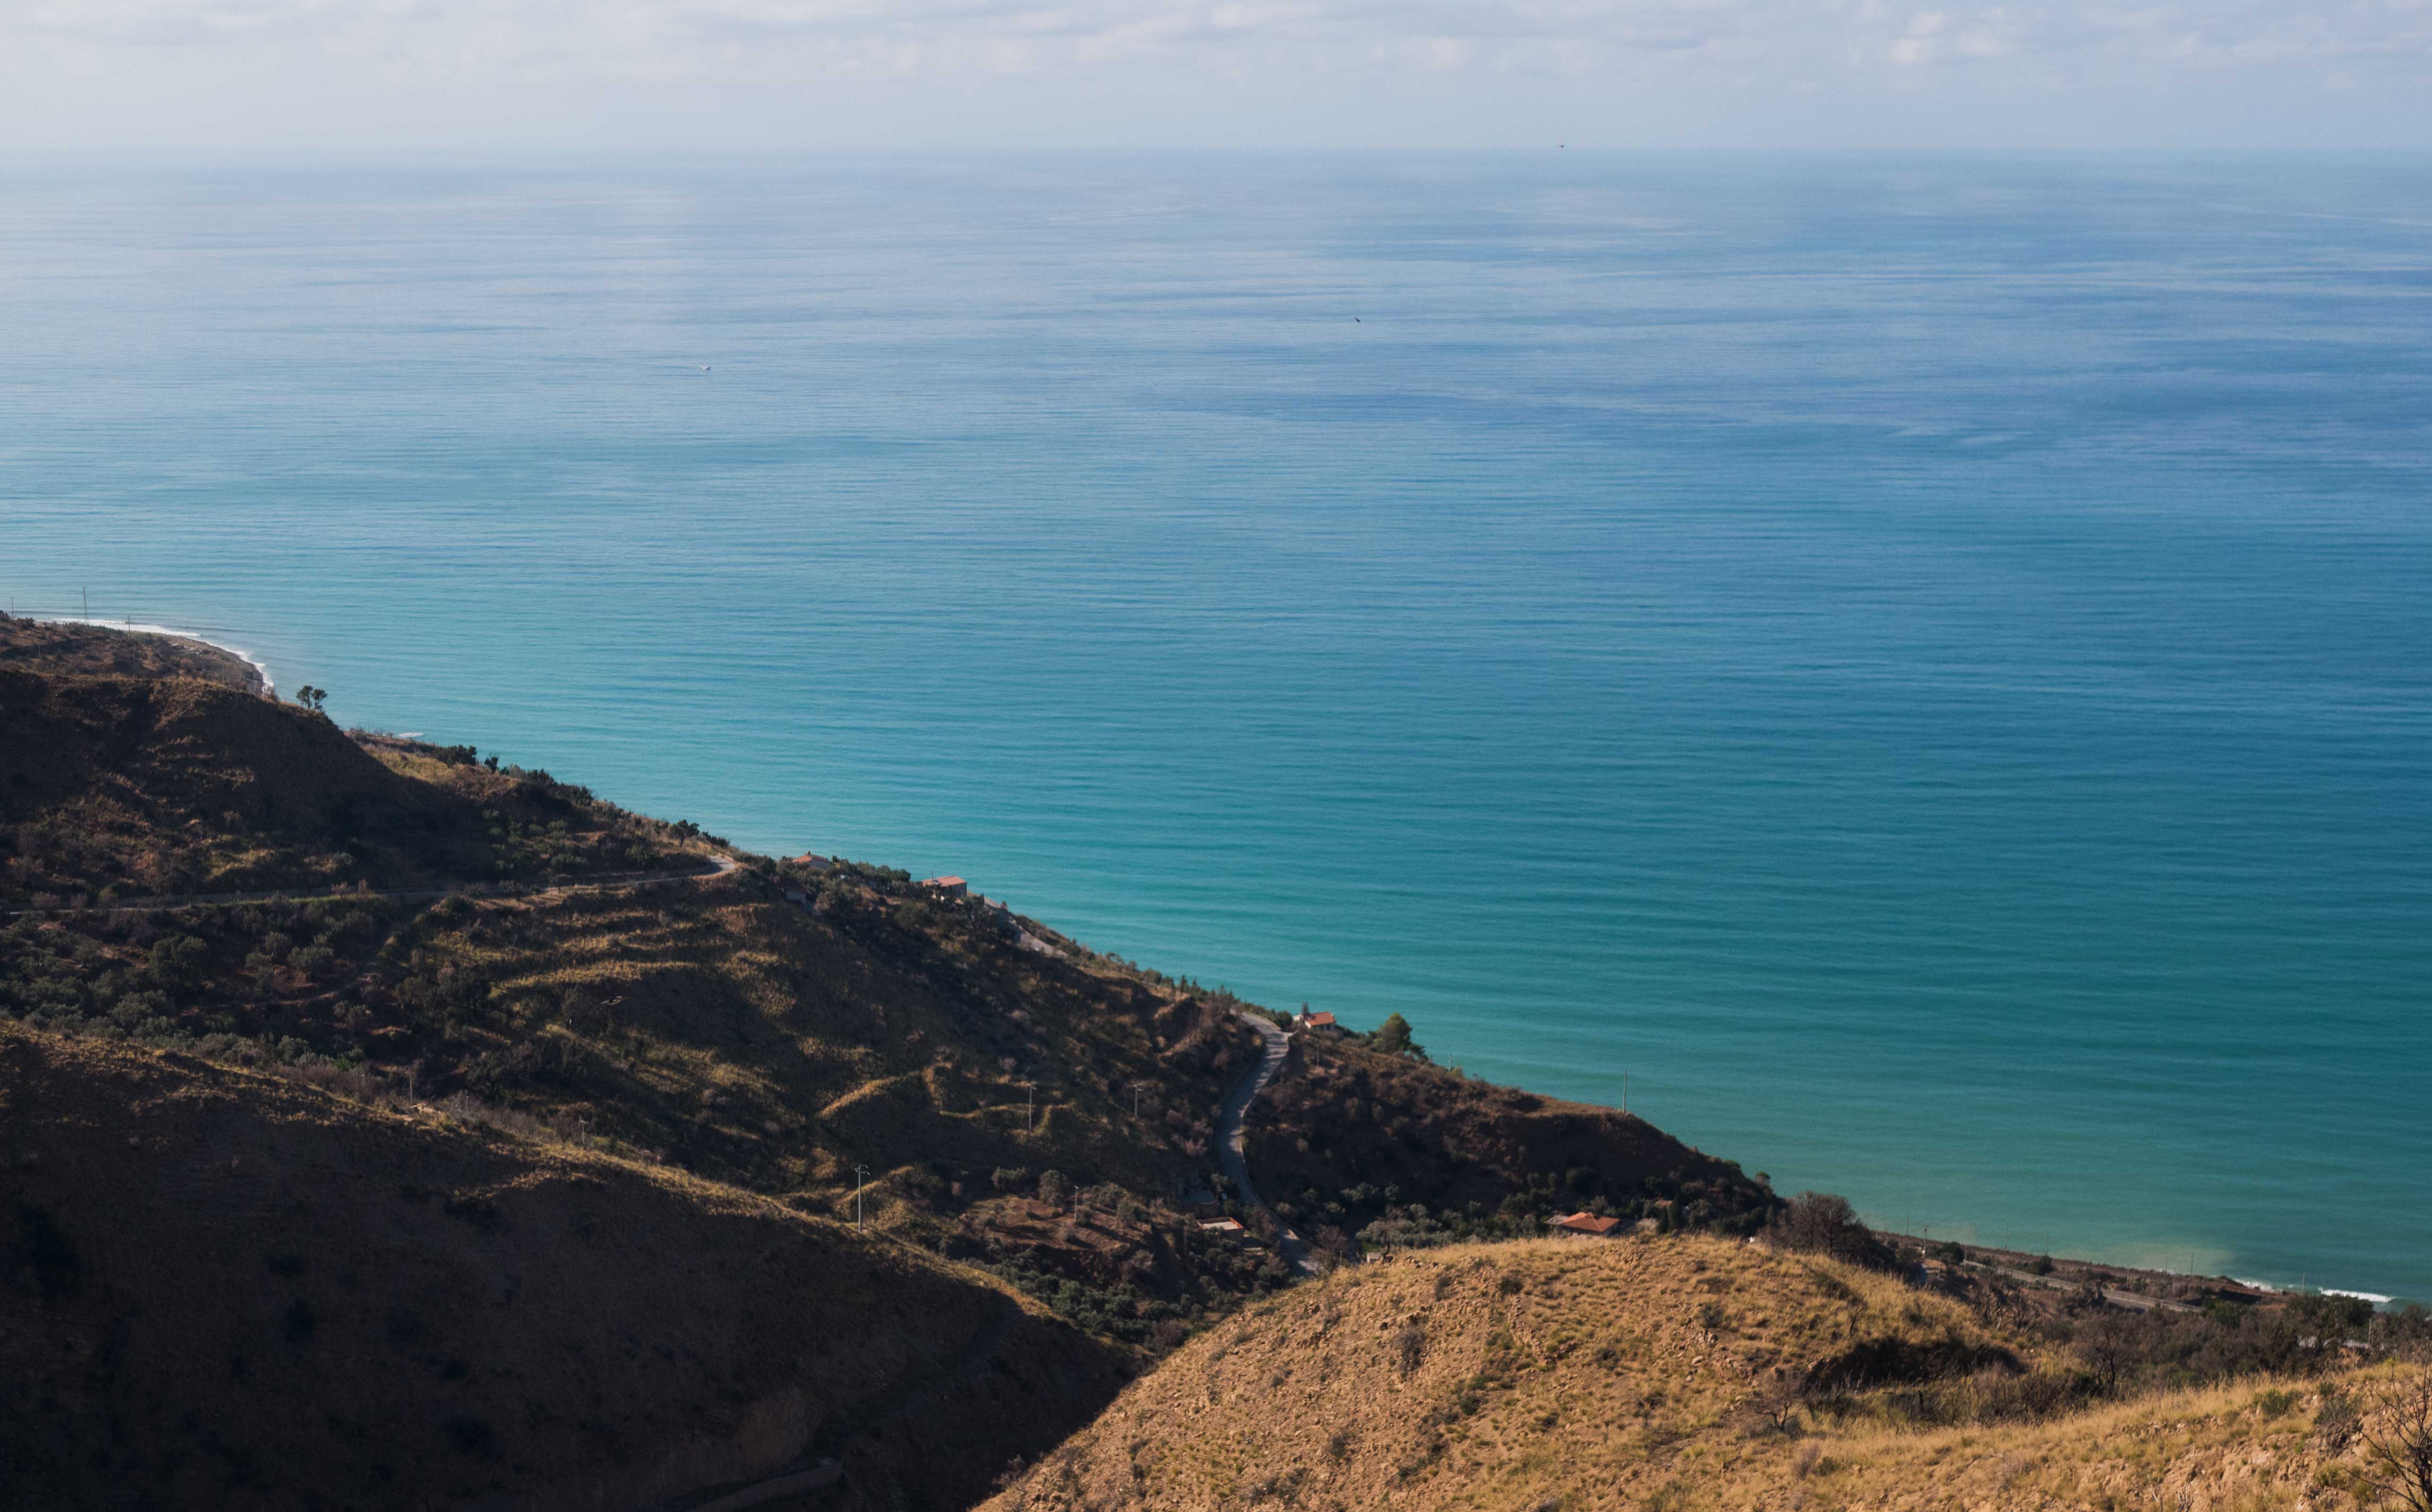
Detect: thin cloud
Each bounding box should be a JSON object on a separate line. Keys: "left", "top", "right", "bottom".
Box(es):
{"left": 2, "top": 0, "right": 2427, "bottom": 144}
{"left": 12, "top": 0, "right": 2428, "bottom": 67}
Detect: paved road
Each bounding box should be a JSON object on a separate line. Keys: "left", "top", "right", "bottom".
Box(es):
{"left": 7, "top": 855, "right": 740, "bottom": 919}
{"left": 1217, "top": 1011, "right": 1322, "bottom": 1277}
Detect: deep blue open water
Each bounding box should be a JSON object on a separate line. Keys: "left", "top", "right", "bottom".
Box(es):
{"left": 5, "top": 155, "right": 2426, "bottom": 1298}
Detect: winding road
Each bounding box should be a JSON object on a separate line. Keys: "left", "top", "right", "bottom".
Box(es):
{"left": 1217, "top": 1011, "right": 1322, "bottom": 1277}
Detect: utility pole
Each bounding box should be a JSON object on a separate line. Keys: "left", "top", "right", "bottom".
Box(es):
{"left": 854, "top": 1164, "right": 871, "bottom": 1228}
{"left": 1025, "top": 1081, "right": 1034, "bottom": 1132}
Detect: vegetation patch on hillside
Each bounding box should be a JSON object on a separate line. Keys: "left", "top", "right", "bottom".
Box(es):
{"left": 982, "top": 1233, "right": 2432, "bottom": 1512}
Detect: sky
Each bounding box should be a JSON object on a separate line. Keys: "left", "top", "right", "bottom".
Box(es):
{"left": 2, "top": 0, "right": 2429, "bottom": 150}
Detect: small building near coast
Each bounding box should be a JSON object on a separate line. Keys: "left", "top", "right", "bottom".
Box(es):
{"left": 1551, "top": 1211, "right": 1625, "bottom": 1240}
{"left": 1292, "top": 1009, "right": 1340, "bottom": 1032}
{"left": 921, "top": 875, "right": 968, "bottom": 898}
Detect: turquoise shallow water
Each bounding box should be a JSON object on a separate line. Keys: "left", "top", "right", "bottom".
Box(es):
{"left": 4, "top": 155, "right": 2427, "bottom": 1299}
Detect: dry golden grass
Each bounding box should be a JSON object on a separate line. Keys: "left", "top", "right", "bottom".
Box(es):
{"left": 984, "top": 1234, "right": 2422, "bottom": 1512}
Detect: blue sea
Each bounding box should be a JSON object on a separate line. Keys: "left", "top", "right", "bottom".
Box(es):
{"left": 5, "top": 155, "right": 2427, "bottom": 1300}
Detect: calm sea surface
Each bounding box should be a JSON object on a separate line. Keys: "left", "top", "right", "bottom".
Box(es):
{"left": 5, "top": 155, "right": 2427, "bottom": 1299}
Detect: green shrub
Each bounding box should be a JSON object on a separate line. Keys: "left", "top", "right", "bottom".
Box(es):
{"left": 1369, "top": 1013, "right": 1428, "bottom": 1062}
{"left": 148, "top": 935, "right": 207, "bottom": 990}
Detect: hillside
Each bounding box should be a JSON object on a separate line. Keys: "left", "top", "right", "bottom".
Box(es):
{"left": 0, "top": 629, "right": 1820, "bottom": 1508}
{"left": 1246, "top": 1029, "right": 1771, "bottom": 1255}
{"left": 0, "top": 613, "right": 264, "bottom": 693}
{"left": 3, "top": 832, "right": 1768, "bottom": 1349}
{"left": 0, "top": 1021, "right": 1131, "bottom": 1510}
{"left": 3, "top": 633, "right": 1775, "bottom": 1354}
{"left": 982, "top": 1233, "right": 2432, "bottom": 1512}
{"left": 0, "top": 665, "right": 700, "bottom": 908}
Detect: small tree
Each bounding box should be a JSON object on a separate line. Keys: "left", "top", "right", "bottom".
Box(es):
{"left": 1037, "top": 1169, "right": 1073, "bottom": 1208}
{"left": 1751, "top": 1373, "right": 1805, "bottom": 1436}
{"left": 148, "top": 935, "right": 208, "bottom": 992}
{"left": 2356, "top": 1373, "right": 2432, "bottom": 1512}
{"left": 1372, "top": 1013, "right": 1427, "bottom": 1061}
{"left": 2074, "top": 1313, "right": 2134, "bottom": 1396}
{"left": 1765, "top": 1192, "right": 1896, "bottom": 1270}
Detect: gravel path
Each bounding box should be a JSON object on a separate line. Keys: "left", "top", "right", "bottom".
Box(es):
{"left": 1217, "top": 1011, "right": 1322, "bottom": 1277}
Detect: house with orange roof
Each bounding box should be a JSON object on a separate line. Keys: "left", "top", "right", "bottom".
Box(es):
{"left": 1550, "top": 1211, "right": 1625, "bottom": 1239}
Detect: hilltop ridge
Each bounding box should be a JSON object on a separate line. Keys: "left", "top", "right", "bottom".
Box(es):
{"left": 983, "top": 1234, "right": 2432, "bottom": 1512}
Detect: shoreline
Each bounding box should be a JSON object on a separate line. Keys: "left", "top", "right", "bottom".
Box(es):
{"left": 1845, "top": 1194, "right": 2410, "bottom": 1309}
{"left": 1869, "top": 1227, "right": 2405, "bottom": 1311}
{"left": 11, "top": 611, "right": 2409, "bottom": 1309}
{"left": 33, "top": 614, "right": 276, "bottom": 697}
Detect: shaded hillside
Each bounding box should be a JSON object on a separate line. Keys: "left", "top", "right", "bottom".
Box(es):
{"left": 3, "top": 853, "right": 1775, "bottom": 1348}
{"left": 0, "top": 669, "right": 694, "bottom": 907}
{"left": 1, "top": 860, "right": 1315, "bottom": 1339}
{"left": 982, "top": 1234, "right": 2431, "bottom": 1512}
{"left": 0, "top": 613, "right": 263, "bottom": 693}
{"left": 1247, "top": 1031, "right": 1771, "bottom": 1253}
{"left": 0, "top": 1022, "right": 1131, "bottom": 1510}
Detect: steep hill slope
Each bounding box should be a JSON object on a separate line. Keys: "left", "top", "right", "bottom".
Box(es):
{"left": 1247, "top": 1030, "right": 1770, "bottom": 1253}
{"left": 0, "top": 1021, "right": 1130, "bottom": 1510}
{"left": 4, "top": 638, "right": 1775, "bottom": 1356}
{"left": 2, "top": 629, "right": 1800, "bottom": 1505}
{"left": 0, "top": 667, "right": 696, "bottom": 907}
{"left": 983, "top": 1234, "right": 2428, "bottom": 1512}
{"left": 4, "top": 846, "right": 1775, "bottom": 1346}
